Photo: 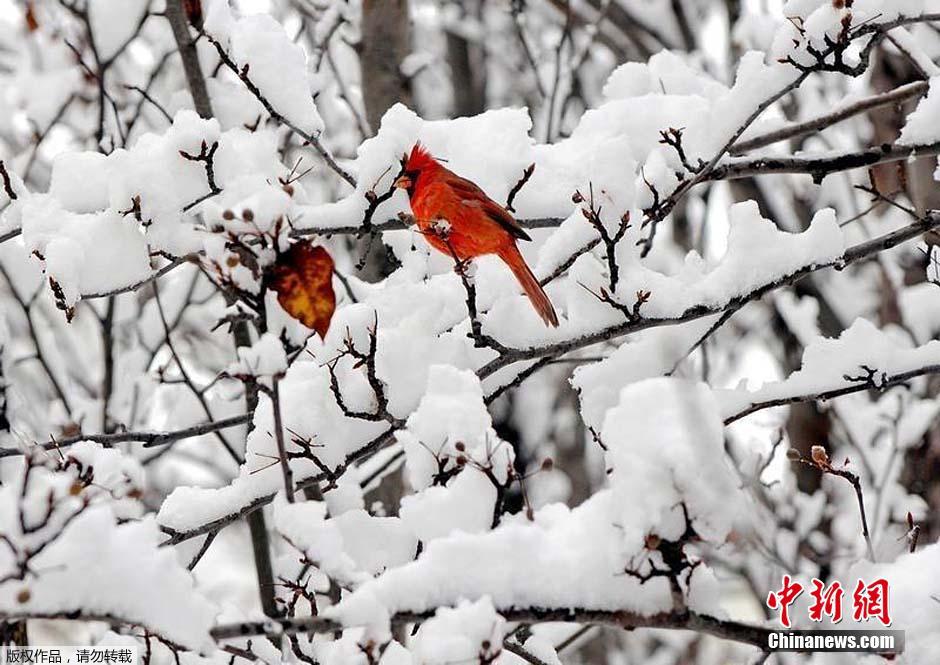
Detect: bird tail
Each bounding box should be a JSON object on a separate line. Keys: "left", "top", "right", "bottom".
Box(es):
{"left": 498, "top": 245, "right": 559, "bottom": 327}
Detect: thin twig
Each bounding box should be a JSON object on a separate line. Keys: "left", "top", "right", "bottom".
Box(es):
{"left": 209, "top": 606, "right": 773, "bottom": 649}
{"left": 476, "top": 212, "right": 940, "bottom": 377}
{"left": 730, "top": 81, "right": 928, "bottom": 154}
{"left": 791, "top": 447, "right": 876, "bottom": 561}
{"left": 203, "top": 30, "right": 356, "bottom": 188}
{"left": 270, "top": 375, "right": 294, "bottom": 502}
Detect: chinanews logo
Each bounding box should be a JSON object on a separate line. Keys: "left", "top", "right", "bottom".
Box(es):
{"left": 763, "top": 576, "right": 904, "bottom": 655}
{"left": 766, "top": 575, "right": 890, "bottom": 627}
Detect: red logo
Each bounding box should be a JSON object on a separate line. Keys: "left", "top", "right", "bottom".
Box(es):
{"left": 766, "top": 575, "right": 804, "bottom": 628}
{"left": 767, "top": 576, "right": 891, "bottom": 627}
{"left": 852, "top": 578, "right": 891, "bottom": 626}
{"left": 808, "top": 579, "right": 844, "bottom": 623}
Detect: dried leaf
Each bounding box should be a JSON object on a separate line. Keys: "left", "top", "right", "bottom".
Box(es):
{"left": 265, "top": 241, "right": 335, "bottom": 338}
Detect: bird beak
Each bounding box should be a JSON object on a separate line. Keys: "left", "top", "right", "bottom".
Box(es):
{"left": 393, "top": 175, "right": 412, "bottom": 191}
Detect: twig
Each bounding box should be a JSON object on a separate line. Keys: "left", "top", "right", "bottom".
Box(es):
{"left": 637, "top": 13, "right": 940, "bottom": 255}
{"left": 187, "top": 530, "right": 219, "bottom": 571}
{"left": 203, "top": 30, "right": 356, "bottom": 188}
{"left": 725, "top": 365, "right": 940, "bottom": 425}
{"left": 545, "top": 10, "right": 572, "bottom": 142}
{"left": 123, "top": 84, "right": 174, "bottom": 123}
{"left": 0, "top": 228, "right": 22, "bottom": 245}
{"left": 0, "top": 264, "right": 73, "bottom": 415}
{"left": 730, "top": 81, "right": 928, "bottom": 154}
{"left": 325, "top": 47, "right": 371, "bottom": 139}
{"left": 790, "top": 446, "right": 876, "bottom": 561}
{"left": 575, "top": 184, "right": 631, "bottom": 290}
{"left": 209, "top": 606, "right": 774, "bottom": 649}
{"left": 503, "top": 641, "right": 554, "bottom": 665}
{"left": 0, "top": 161, "right": 17, "bottom": 201}
{"left": 270, "top": 375, "right": 294, "bottom": 502}
{"left": 475, "top": 212, "right": 940, "bottom": 378}
{"left": 711, "top": 139, "right": 940, "bottom": 185}
{"left": 159, "top": 427, "right": 398, "bottom": 545}
{"left": 484, "top": 356, "right": 557, "bottom": 405}
{"left": 290, "top": 215, "right": 564, "bottom": 238}
{"left": 21, "top": 94, "right": 76, "bottom": 182}
{"left": 540, "top": 237, "right": 601, "bottom": 287}
{"left": 325, "top": 318, "right": 401, "bottom": 425}
{"left": 98, "top": 297, "right": 116, "bottom": 432}
{"left": 81, "top": 256, "right": 192, "bottom": 300}
{"left": 554, "top": 625, "right": 593, "bottom": 653}
{"left": 0, "top": 413, "right": 253, "bottom": 458}
{"left": 670, "top": 0, "right": 695, "bottom": 51}
{"left": 124, "top": 49, "right": 175, "bottom": 136}
{"left": 506, "top": 164, "right": 535, "bottom": 213}
{"left": 164, "top": 0, "right": 213, "bottom": 118}
{"left": 511, "top": 4, "right": 547, "bottom": 99}
{"left": 153, "top": 282, "right": 243, "bottom": 464}
{"left": 179, "top": 140, "right": 222, "bottom": 197}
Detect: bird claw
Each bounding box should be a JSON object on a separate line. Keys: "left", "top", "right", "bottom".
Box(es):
{"left": 452, "top": 256, "right": 473, "bottom": 276}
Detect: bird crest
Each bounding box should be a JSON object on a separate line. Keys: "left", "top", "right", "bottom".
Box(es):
{"left": 400, "top": 142, "right": 439, "bottom": 173}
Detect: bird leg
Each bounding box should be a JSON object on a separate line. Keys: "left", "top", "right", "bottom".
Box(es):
{"left": 439, "top": 236, "right": 473, "bottom": 277}
{"left": 451, "top": 255, "right": 474, "bottom": 276}
{"left": 439, "top": 238, "right": 498, "bottom": 350}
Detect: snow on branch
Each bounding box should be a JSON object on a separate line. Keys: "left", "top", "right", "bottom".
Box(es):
{"left": 0, "top": 447, "right": 216, "bottom": 649}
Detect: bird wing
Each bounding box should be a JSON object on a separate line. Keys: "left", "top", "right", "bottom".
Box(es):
{"left": 444, "top": 173, "right": 532, "bottom": 242}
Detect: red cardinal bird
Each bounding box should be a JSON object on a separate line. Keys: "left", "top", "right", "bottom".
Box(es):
{"left": 393, "top": 143, "right": 559, "bottom": 327}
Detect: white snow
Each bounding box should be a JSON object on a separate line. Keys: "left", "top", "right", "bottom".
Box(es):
{"left": 0, "top": 452, "right": 217, "bottom": 650}
{"left": 327, "top": 491, "right": 679, "bottom": 628}
{"left": 204, "top": 0, "right": 325, "bottom": 136}
{"left": 273, "top": 498, "right": 417, "bottom": 583}
{"left": 411, "top": 597, "right": 505, "bottom": 665}
{"left": 848, "top": 543, "right": 940, "bottom": 664}
{"left": 602, "top": 378, "right": 746, "bottom": 551}
{"left": 719, "top": 318, "right": 940, "bottom": 422}
{"left": 87, "top": 0, "right": 149, "bottom": 62}
{"left": 898, "top": 76, "right": 940, "bottom": 146}
{"left": 20, "top": 198, "right": 152, "bottom": 306}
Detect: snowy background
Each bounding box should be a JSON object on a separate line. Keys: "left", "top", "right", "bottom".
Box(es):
{"left": 1, "top": 0, "right": 940, "bottom": 663}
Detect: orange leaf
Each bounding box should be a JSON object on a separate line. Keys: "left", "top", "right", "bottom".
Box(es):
{"left": 265, "top": 241, "right": 336, "bottom": 338}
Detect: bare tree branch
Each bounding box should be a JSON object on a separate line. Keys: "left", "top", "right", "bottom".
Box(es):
{"left": 730, "top": 80, "right": 929, "bottom": 154}
{"left": 209, "top": 606, "right": 773, "bottom": 649}
{"left": 712, "top": 140, "right": 940, "bottom": 184}
{"left": 476, "top": 213, "right": 940, "bottom": 377}
{"left": 164, "top": 0, "right": 213, "bottom": 119}
{"left": 725, "top": 364, "right": 940, "bottom": 425}
{"left": 0, "top": 413, "right": 251, "bottom": 459}
{"left": 202, "top": 30, "right": 356, "bottom": 188}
